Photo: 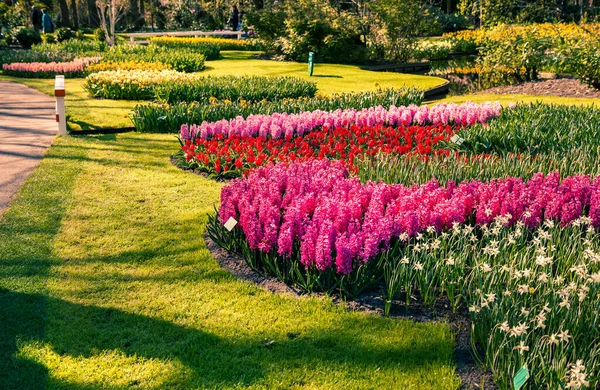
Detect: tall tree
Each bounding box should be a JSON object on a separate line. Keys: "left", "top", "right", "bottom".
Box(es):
{"left": 57, "top": 0, "right": 71, "bottom": 26}
{"left": 97, "top": 0, "right": 126, "bottom": 45}
{"left": 88, "top": 0, "right": 100, "bottom": 26}
{"left": 71, "top": 0, "right": 79, "bottom": 28}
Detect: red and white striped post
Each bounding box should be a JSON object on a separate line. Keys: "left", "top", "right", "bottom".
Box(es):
{"left": 55, "top": 75, "right": 66, "bottom": 135}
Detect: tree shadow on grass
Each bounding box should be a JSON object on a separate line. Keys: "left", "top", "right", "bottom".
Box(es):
{"left": 0, "top": 289, "right": 453, "bottom": 389}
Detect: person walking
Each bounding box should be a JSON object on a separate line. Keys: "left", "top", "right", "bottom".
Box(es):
{"left": 31, "top": 6, "right": 42, "bottom": 34}
{"left": 228, "top": 5, "right": 239, "bottom": 31}
{"left": 42, "top": 9, "right": 53, "bottom": 34}
{"left": 237, "top": 3, "right": 244, "bottom": 31}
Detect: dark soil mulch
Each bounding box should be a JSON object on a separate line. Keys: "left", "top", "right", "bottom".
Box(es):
{"left": 205, "top": 232, "right": 497, "bottom": 390}
{"left": 478, "top": 78, "right": 600, "bottom": 99}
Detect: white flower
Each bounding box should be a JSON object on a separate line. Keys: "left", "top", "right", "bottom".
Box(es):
{"left": 452, "top": 222, "right": 461, "bottom": 234}
{"left": 400, "top": 256, "right": 410, "bottom": 264}
{"left": 535, "top": 255, "right": 553, "bottom": 267}
{"left": 445, "top": 256, "right": 455, "bottom": 266}
{"left": 580, "top": 216, "right": 593, "bottom": 226}
{"left": 481, "top": 263, "right": 492, "bottom": 273}
{"left": 558, "top": 329, "right": 571, "bottom": 343}
{"left": 399, "top": 232, "right": 409, "bottom": 241}
{"left": 535, "top": 311, "right": 547, "bottom": 329}
{"left": 513, "top": 340, "right": 529, "bottom": 354}
{"left": 544, "top": 219, "right": 555, "bottom": 229}
{"left": 414, "top": 262, "right": 424, "bottom": 271}
{"left": 510, "top": 322, "right": 528, "bottom": 337}
{"left": 483, "top": 245, "right": 499, "bottom": 256}
{"left": 485, "top": 293, "right": 496, "bottom": 303}
{"left": 538, "top": 272, "right": 549, "bottom": 283}
{"left": 504, "top": 289, "right": 512, "bottom": 296}
{"left": 485, "top": 208, "right": 493, "bottom": 217}
{"left": 499, "top": 321, "right": 510, "bottom": 333}
{"left": 517, "top": 284, "right": 530, "bottom": 294}
{"left": 469, "top": 305, "right": 481, "bottom": 313}
{"left": 538, "top": 229, "right": 551, "bottom": 240}
{"left": 570, "top": 264, "right": 588, "bottom": 278}
{"left": 430, "top": 239, "right": 441, "bottom": 250}
{"left": 589, "top": 272, "right": 600, "bottom": 283}
{"left": 426, "top": 226, "right": 436, "bottom": 234}
{"left": 520, "top": 307, "right": 530, "bottom": 316}
{"left": 548, "top": 333, "right": 560, "bottom": 345}
{"left": 565, "top": 359, "right": 589, "bottom": 389}
{"left": 559, "top": 298, "right": 571, "bottom": 309}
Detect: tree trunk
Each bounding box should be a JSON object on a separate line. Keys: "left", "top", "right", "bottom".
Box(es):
{"left": 57, "top": 0, "right": 71, "bottom": 27}
{"left": 88, "top": 0, "right": 99, "bottom": 27}
{"left": 139, "top": 0, "right": 144, "bottom": 22}
{"left": 128, "top": 0, "right": 139, "bottom": 28}
{"left": 70, "top": 0, "right": 79, "bottom": 29}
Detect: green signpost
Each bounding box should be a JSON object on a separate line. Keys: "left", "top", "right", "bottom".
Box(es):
{"left": 513, "top": 366, "right": 530, "bottom": 390}
{"left": 308, "top": 52, "right": 315, "bottom": 76}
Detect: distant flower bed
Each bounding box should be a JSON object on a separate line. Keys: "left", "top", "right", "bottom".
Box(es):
{"left": 1, "top": 57, "right": 100, "bottom": 78}
{"left": 132, "top": 88, "right": 424, "bottom": 133}
{"left": 84, "top": 70, "right": 317, "bottom": 103}
{"left": 151, "top": 36, "right": 260, "bottom": 51}
{"left": 87, "top": 60, "right": 172, "bottom": 72}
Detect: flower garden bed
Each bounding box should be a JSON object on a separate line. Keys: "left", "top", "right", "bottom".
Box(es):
{"left": 131, "top": 88, "right": 424, "bottom": 133}
{"left": 1, "top": 57, "right": 100, "bottom": 78}
{"left": 177, "top": 99, "right": 600, "bottom": 388}
{"left": 84, "top": 71, "right": 317, "bottom": 102}
{"left": 177, "top": 101, "right": 502, "bottom": 179}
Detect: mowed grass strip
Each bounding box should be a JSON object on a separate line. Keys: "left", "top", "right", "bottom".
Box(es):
{"left": 1, "top": 133, "right": 460, "bottom": 389}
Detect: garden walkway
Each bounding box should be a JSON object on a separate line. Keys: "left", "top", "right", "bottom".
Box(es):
{"left": 0, "top": 81, "right": 57, "bottom": 217}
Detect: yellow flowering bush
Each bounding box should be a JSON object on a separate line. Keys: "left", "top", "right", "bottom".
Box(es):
{"left": 151, "top": 36, "right": 260, "bottom": 51}
{"left": 87, "top": 60, "right": 172, "bottom": 73}
{"left": 85, "top": 70, "right": 201, "bottom": 100}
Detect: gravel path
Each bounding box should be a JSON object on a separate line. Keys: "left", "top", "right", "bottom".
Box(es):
{"left": 478, "top": 78, "right": 600, "bottom": 99}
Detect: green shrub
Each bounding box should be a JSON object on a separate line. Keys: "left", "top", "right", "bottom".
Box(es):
{"left": 251, "top": 0, "right": 366, "bottom": 63}
{"left": 14, "top": 28, "right": 41, "bottom": 49}
{"left": 31, "top": 40, "right": 107, "bottom": 55}
{"left": 154, "top": 75, "right": 317, "bottom": 104}
{"left": 55, "top": 27, "right": 76, "bottom": 42}
{"left": 93, "top": 27, "right": 105, "bottom": 42}
{"left": 477, "top": 33, "right": 549, "bottom": 85}
{"left": 102, "top": 45, "right": 207, "bottom": 72}
{"left": 560, "top": 39, "right": 600, "bottom": 89}
{"left": 149, "top": 39, "right": 222, "bottom": 59}
{"left": 41, "top": 33, "right": 56, "bottom": 44}
{"left": 131, "top": 88, "right": 424, "bottom": 133}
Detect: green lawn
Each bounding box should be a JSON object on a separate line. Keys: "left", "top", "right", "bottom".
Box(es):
{"left": 0, "top": 133, "right": 460, "bottom": 389}
{"left": 203, "top": 51, "right": 446, "bottom": 94}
